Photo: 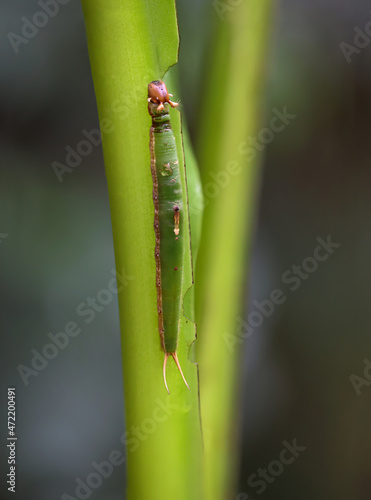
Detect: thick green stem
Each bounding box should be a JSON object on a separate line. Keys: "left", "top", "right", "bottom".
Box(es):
{"left": 80, "top": 2, "right": 203, "bottom": 499}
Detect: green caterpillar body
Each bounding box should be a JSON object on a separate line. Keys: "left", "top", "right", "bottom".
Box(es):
{"left": 148, "top": 81, "right": 189, "bottom": 393}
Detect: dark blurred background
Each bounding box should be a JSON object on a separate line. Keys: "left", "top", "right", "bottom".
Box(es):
{"left": 1, "top": 1, "right": 371, "bottom": 499}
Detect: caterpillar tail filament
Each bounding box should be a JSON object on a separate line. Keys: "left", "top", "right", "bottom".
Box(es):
{"left": 163, "top": 352, "right": 190, "bottom": 394}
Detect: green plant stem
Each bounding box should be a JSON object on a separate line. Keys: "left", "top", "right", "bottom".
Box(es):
{"left": 80, "top": 2, "right": 203, "bottom": 499}
{"left": 195, "top": 2, "right": 273, "bottom": 500}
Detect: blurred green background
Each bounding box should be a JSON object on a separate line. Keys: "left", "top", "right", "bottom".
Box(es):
{"left": 1, "top": 1, "right": 371, "bottom": 499}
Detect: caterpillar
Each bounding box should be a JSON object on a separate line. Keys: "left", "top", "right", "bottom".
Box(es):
{"left": 148, "top": 80, "right": 189, "bottom": 393}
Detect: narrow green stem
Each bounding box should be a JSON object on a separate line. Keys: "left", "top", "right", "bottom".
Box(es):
{"left": 196, "top": 2, "right": 274, "bottom": 499}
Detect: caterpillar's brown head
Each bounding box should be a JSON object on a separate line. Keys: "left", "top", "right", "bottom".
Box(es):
{"left": 148, "top": 80, "right": 179, "bottom": 112}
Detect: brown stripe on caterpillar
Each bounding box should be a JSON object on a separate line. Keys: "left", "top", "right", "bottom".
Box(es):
{"left": 173, "top": 205, "right": 180, "bottom": 236}
{"left": 150, "top": 126, "right": 165, "bottom": 351}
